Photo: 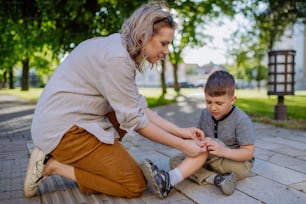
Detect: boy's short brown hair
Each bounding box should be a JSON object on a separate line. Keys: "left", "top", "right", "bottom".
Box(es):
{"left": 204, "top": 70, "right": 235, "bottom": 97}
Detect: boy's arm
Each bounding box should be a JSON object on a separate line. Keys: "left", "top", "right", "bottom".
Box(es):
{"left": 223, "top": 144, "right": 254, "bottom": 161}
{"left": 205, "top": 137, "right": 254, "bottom": 161}
{"left": 225, "top": 113, "right": 255, "bottom": 161}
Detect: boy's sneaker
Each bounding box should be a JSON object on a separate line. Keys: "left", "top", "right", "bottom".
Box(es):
{"left": 140, "top": 159, "right": 173, "bottom": 199}
{"left": 214, "top": 172, "right": 237, "bottom": 195}
{"left": 23, "top": 147, "right": 51, "bottom": 197}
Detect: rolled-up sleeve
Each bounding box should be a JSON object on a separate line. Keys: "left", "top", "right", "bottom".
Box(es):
{"left": 92, "top": 54, "right": 149, "bottom": 133}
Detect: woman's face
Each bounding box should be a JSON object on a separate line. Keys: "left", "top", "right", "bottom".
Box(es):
{"left": 144, "top": 27, "right": 175, "bottom": 64}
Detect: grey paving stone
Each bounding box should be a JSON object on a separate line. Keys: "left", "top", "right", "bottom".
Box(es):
{"left": 175, "top": 179, "right": 262, "bottom": 204}
{"left": 261, "top": 136, "right": 306, "bottom": 150}
{"left": 1, "top": 94, "right": 306, "bottom": 204}
{"left": 237, "top": 176, "right": 306, "bottom": 204}
{"left": 256, "top": 138, "right": 306, "bottom": 158}
{"left": 252, "top": 159, "right": 306, "bottom": 185}
{"left": 298, "top": 155, "right": 306, "bottom": 160}
{"left": 289, "top": 163, "right": 306, "bottom": 174}
{"left": 255, "top": 147, "right": 306, "bottom": 167}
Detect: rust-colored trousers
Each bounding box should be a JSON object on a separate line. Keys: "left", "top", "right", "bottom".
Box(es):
{"left": 50, "top": 115, "right": 146, "bottom": 198}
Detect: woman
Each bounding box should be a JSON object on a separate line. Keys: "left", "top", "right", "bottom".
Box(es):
{"left": 24, "top": 2, "right": 206, "bottom": 198}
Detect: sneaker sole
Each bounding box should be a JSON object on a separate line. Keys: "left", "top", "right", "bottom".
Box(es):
{"left": 219, "top": 173, "right": 237, "bottom": 195}
{"left": 23, "top": 147, "right": 46, "bottom": 197}
{"left": 140, "top": 160, "right": 165, "bottom": 199}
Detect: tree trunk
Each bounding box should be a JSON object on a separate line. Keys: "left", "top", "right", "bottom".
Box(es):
{"left": 256, "top": 60, "right": 261, "bottom": 91}
{"left": 173, "top": 63, "right": 180, "bottom": 93}
{"left": 21, "top": 58, "right": 29, "bottom": 91}
{"left": 9, "top": 66, "right": 14, "bottom": 89}
{"left": 160, "top": 60, "right": 167, "bottom": 95}
{"left": 1, "top": 71, "right": 7, "bottom": 89}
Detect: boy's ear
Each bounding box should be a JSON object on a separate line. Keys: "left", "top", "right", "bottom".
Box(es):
{"left": 231, "top": 96, "right": 237, "bottom": 104}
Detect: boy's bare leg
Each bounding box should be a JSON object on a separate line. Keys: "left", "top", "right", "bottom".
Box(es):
{"left": 176, "top": 152, "right": 208, "bottom": 178}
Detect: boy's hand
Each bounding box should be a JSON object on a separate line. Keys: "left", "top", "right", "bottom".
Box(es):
{"left": 204, "top": 137, "right": 226, "bottom": 157}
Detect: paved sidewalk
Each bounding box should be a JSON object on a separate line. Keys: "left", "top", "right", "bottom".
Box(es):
{"left": 1, "top": 93, "right": 306, "bottom": 204}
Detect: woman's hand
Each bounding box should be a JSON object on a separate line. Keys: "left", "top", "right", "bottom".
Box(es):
{"left": 137, "top": 122, "right": 207, "bottom": 157}
{"left": 178, "top": 127, "right": 205, "bottom": 147}
{"left": 179, "top": 139, "right": 207, "bottom": 157}
{"left": 179, "top": 127, "right": 204, "bottom": 140}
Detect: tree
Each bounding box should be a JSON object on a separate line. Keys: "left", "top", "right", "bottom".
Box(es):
{"left": 0, "top": 0, "right": 143, "bottom": 90}
{"left": 0, "top": 0, "right": 51, "bottom": 90}
{"left": 252, "top": 1, "right": 305, "bottom": 89}
{"left": 224, "top": 0, "right": 304, "bottom": 89}
{"left": 0, "top": 18, "right": 18, "bottom": 89}
{"left": 2, "top": 0, "right": 239, "bottom": 93}
{"left": 241, "top": 0, "right": 305, "bottom": 54}
{"left": 34, "top": 0, "right": 144, "bottom": 85}
{"left": 36, "top": 0, "right": 145, "bottom": 54}
{"left": 167, "top": 0, "right": 236, "bottom": 93}
{"left": 160, "top": 60, "right": 167, "bottom": 95}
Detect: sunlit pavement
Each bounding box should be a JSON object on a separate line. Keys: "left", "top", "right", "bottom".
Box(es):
{"left": 1, "top": 94, "right": 306, "bottom": 204}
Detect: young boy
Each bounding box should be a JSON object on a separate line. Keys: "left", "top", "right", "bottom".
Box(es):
{"left": 141, "top": 70, "right": 255, "bottom": 198}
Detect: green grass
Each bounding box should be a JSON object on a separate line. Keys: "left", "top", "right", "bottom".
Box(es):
{"left": 235, "top": 89, "right": 306, "bottom": 119}
{"left": 1, "top": 88, "right": 43, "bottom": 103}
{"left": 2, "top": 87, "right": 306, "bottom": 130}
{"left": 235, "top": 89, "right": 306, "bottom": 130}
{"left": 0, "top": 87, "right": 178, "bottom": 107}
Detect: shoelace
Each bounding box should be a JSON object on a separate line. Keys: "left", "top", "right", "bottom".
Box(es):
{"left": 34, "top": 154, "right": 52, "bottom": 184}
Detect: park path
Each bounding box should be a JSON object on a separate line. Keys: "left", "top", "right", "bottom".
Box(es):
{"left": 1, "top": 93, "right": 306, "bottom": 204}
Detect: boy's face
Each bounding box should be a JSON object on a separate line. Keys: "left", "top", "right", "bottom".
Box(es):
{"left": 205, "top": 93, "right": 236, "bottom": 120}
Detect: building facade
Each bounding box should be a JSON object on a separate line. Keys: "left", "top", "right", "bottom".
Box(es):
{"left": 273, "top": 19, "right": 306, "bottom": 90}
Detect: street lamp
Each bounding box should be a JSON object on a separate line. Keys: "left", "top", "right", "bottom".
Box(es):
{"left": 267, "top": 50, "right": 296, "bottom": 120}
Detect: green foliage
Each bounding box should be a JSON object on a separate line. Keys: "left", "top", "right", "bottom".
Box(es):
{"left": 169, "top": 0, "right": 237, "bottom": 93}
{"left": 249, "top": 0, "right": 304, "bottom": 51}
{"left": 253, "top": 64, "right": 267, "bottom": 81}
{"left": 146, "top": 96, "right": 176, "bottom": 108}
{"left": 0, "top": 0, "right": 145, "bottom": 89}
{"left": 224, "top": 0, "right": 304, "bottom": 86}
{"left": 186, "top": 64, "right": 198, "bottom": 75}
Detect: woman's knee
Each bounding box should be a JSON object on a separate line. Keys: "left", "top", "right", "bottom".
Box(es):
{"left": 125, "top": 174, "right": 147, "bottom": 198}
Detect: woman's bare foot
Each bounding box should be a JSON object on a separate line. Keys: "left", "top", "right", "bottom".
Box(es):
{"left": 42, "top": 158, "right": 76, "bottom": 181}
{"left": 42, "top": 158, "right": 56, "bottom": 177}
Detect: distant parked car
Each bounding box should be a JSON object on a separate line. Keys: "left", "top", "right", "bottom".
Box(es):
{"left": 195, "top": 82, "right": 205, "bottom": 88}
{"left": 166, "top": 81, "right": 195, "bottom": 88}
{"left": 180, "top": 81, "right": 195, "bottom": 88}
{"left": 166, "top": 82, "right": 174, "bottom": 87}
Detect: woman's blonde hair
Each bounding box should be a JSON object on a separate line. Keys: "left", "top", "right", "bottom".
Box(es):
{"left": 120, "top": 1, "right": 177, "bottom": 72}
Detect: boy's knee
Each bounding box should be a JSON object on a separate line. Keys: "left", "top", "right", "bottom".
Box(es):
{"left": 169, "top": 153, "right": 185, "bottom": 169}
{"left": 220, "top": 159, "right": 253, "bottom": 180}
{"left": 232, "top": 168, "right": 253, "bottom": 180}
